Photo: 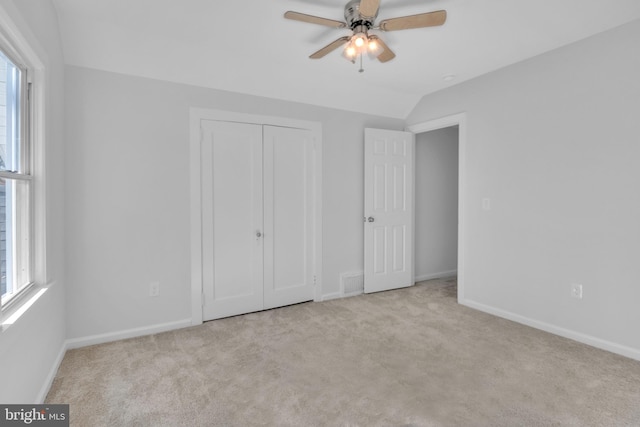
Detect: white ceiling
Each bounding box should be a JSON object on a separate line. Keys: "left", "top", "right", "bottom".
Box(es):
{"left": 51, "top": 0, "right": 640, "bottom": 119}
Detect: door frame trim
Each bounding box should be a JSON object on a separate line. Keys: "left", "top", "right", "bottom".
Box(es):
{"left": 189, "top": 108, "right": 323, "bottom": 325}
{"left": 407, "top": 112, "right": 466, "bottom": 303}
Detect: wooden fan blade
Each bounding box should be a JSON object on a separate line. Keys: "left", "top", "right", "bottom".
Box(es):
{"left": 369, "top": 35, "right": 396, "bottom": 63}
{"left": 310, "top": 36, "right": 351, "bottom": 59}
{"left": 359, "top": 0, "right": 380, "bottom": 18}
{"left": 379, "top": 10, "right": 446, "bottom": 31}
{"left": 284, "top": 11, "right": 346, "bottom": 28}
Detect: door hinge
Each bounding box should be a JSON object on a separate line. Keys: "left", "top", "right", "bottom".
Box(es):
{"left": 313, "top": 275, "right": 317, "bottom": 286}
{"left": 201, "top": 291, "right": 205, "bottom": 306}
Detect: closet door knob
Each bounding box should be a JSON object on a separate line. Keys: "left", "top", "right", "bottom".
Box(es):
{"left": 256, "top": 231, "right": 262, "bottom": 238}
{"left": 367, "top": 217, "right": 375, "bottom": 222}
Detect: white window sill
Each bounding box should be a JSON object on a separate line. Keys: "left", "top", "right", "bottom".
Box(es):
{"left": 1, "top": 286, "right": 48, "bottom": 332}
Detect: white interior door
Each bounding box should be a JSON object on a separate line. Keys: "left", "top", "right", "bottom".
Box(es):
{"left": 202, "top": 120, "right": 264, "bottom": 320}
{"left": 364, "top": 128, "right": 414, "bottom": 293}
{"left": 263, "top": 126, "right": 315, "bottom": 309}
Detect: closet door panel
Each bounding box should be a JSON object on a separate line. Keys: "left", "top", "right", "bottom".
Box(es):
{"left": 263, "top": 126, "right": 315, "bottom": 309}
{"left": 201, "top": 120, "right": 264, "bottom": 320}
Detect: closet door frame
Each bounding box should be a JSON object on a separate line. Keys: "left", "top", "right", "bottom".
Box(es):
{"left": 189, "top": 108, "right": 323, "bottom": 326}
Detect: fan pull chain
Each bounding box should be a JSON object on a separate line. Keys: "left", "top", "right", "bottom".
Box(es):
{"left": 359, "top": 53, "right": 364, "bottom": 73}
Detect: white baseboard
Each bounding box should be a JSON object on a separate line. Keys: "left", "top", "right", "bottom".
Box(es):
{"left": 460, "top": 298, "right": 640, "bottom": 362}
{"left": 320, "top": 292, "right": 342, "bottom": 302}
{"left": 65, "top": 318, "right": 193, "bottom": 350}
{"left": 36, "top": 341, "right": 68, "bottom": 403}
{"left": 38, "top": 319, "right": 193, "bottom": 403}
{"left": 415, "top": 270, "right": 457, "bottom": 283}
{"left": 324, "top": 270, "right": 459, "bottom": 300}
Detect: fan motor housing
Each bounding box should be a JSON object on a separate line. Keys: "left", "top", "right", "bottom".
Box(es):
{"left": 344, "top": 0, "right": 377, "bottom": 29}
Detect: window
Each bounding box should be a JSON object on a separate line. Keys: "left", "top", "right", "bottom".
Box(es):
{"left": 0, "top": 45, "right": 32, "bottom": 308}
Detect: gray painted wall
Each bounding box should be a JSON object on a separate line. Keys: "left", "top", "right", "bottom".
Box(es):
{"left": 415, "top": 127, "right": 458, "bottom": 281}
{"left": 0, "top": 0, "right": 66, "bottom": 403}
{"left": 407, "top": 19, "right": 640, "bottom": 357}
{"left": 63, "top": 65, "right": 404, "bottom": 340}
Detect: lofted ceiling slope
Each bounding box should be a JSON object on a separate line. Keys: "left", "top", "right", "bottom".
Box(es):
{"left": 51, "top": 0, "right": 640, "bottom": 119}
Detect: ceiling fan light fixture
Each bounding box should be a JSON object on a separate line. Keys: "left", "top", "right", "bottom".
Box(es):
{"left": 286, "top": 0, "right": 446, "bottom": 68}
{"left": 353, "top": 32, "right": 366, "bottom": 48}
{"left": 367, "top": 37, "right": 384, "bottom": 58}
{"left": 343, "top": 30, "right": 370, "bottom": 62}
{"left": 342, "top": 43, "right": 358, "bottom": 62}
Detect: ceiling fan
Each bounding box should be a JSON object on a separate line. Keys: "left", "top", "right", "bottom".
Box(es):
{"left": 284, "top": 0, "right": 446, "bottom": 69}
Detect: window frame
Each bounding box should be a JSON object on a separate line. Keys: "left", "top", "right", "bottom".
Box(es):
{"left": 0, "top": 40, "right": 35, "bottom": 309}
{"left": 0, "top": 8, "right": 46, "bottom": 324}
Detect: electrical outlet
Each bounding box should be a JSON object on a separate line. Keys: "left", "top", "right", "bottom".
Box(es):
{"left": 570, "top": 283, "right": 583, "bottom": 299}
{"left": 149, "top": 281, "right": 160, "bottom": 297}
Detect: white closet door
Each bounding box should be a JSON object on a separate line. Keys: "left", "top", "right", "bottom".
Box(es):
{"left": 263, "top": 126, "right": 315, "bottom": 309}
{"left": 201, "top": 120, "right": 264, "bottom": 320}
{"left": 364, "top": 128, "right": 414, "bottom": 293}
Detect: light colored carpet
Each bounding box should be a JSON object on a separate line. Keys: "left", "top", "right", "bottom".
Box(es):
{"left": 47, "top": 278, "right": 640, "bottom": 426}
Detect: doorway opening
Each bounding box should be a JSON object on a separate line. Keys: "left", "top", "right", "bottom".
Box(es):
{"left": 407, "top": 113, "right": 466, "bottom": 303}
{"left": 414, "top": 126, "right": 459, "bottom": 282}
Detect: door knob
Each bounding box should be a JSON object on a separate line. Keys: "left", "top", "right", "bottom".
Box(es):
{"left": 367, "top": 217, "right": 375, "bottom": 222}
{"left": 256, "top": 231, "right": 262, "bottom": 238}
